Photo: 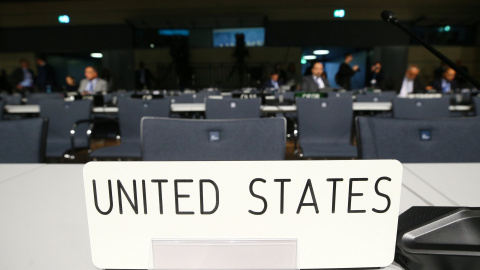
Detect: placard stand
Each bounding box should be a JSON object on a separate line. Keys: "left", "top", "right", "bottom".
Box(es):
{"left": 148, "top": 239, "right": 298, "bottom": 270}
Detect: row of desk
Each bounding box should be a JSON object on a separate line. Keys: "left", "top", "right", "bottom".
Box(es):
{"left": 3, "top": 102, "right": 473, "bottom": 114}
{"left": 0, "top": 162, "right": 478, "bottom": 270}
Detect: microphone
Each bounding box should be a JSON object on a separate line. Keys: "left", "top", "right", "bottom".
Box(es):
{"left": 380, "top": 10, "right": 480, "bottom": 90}
{"left": 380, "top": 10, "right": 398, "bottom": 24}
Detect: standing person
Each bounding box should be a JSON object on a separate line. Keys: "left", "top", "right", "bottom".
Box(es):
{"left": 77, "top": 66, "right": 107, "bottom": 95}
{"left": 10, "top": 59, "right": 35, "bottom": 95}
{"left": 135, "top": 61, "right": 157, "bottom": 90}
{"left": 367, "top": 62, "right": 384, "bottom": 88}
{"left": 301, "top": 62, "right": 330, "bottom": 92}
{"left": 335, "top": 53, "right": 359, "bottom": 90}
{"left": 36, "top": 56, "right": 56, "bottom": 92}
{"left": 0, "top": 69, "right": 12, "bottom": 93}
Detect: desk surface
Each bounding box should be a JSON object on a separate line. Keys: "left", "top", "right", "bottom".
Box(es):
{"left": 1, "top": 163, "right": 479, "bottom": 270}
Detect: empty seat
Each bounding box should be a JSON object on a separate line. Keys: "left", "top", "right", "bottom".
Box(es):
{"left": 39, "top": 99, "right": 92, "bottom": 159}
{"left": 0, "top": 118, "right": 48, "bottom": 163}
{"left": 141, "top": 117, "right": 286, "bottom": 161}
{"left": 295, "top": 98, "right": 357, "bottom": 158}
{"left": 205, "top": 98, "right": 261, "bottom": 119}
{"left": 90, "top": 98, "right": 170, "bottom": 160}
{"left": 393, "top": 97, "right": 450, "bottom": 119}
{"left": 356, "top": 116, "right": 480, "bottom": 162}
{"left": 473, "top": 96, "right": 480, "bottom": 116}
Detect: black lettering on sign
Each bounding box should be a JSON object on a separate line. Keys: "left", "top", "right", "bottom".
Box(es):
{"left": 151, "top": 179, "right": 168, "bottom": 214}
{"left": 92, "top": 179, "right": 113, "bottom": 215}
{"left": 248, "top": 178, "right": 267, "bottom": 215}
{"left": 372, "top": 177, "right": 391, "bottom": 213}
{"left": 296, "top": 179, "right": 319, "bottom": 214}
{"left": 348, "top": 178, "right": 367, "bottom": 213}
{"left": 174, "top": 179, "right": 194, "bottom": 215}
{"left": 327, "top": 178, "right": 343, "bottom": 213}
{"left": 199, "top": 179, "right": 219, "bottom": 215}
{"left": 142, "top": 180, "right": 147, "bottom": 214}
{"left": 117, "top": 179, "right": 138, "bottom": 215}
{"left": 274, "top": 179, "right": 291, "bottom": 214}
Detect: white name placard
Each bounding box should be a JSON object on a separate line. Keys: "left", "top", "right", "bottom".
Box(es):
{"left": 83, "top": 160, "right": 403, "bottom": 269}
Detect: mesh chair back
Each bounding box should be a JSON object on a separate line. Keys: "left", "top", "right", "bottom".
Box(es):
{"left": 393, "top": 97, "right": 450, "bottom": 119}
{"left": 205, "top": 98, "right": 261, "bottom": 119}
{"left": 118, "top": 98, "right": 171, "bottom": 143}
{"left": 39, "top": 99, "right": 92, "bottom": 157}
{"left": 473, "top": 96, "right": 480, "bottom": 116}
{"left": 355, "top": 91, "right": 396, "bottom": 102}
{"left": 0, "top": 118, "right": 48, "bottom": 163}
{"left": 141, "top": 117, "right": 286, "bottom": 161}
{"left": 356, "top": 116, "right": 480, "bottom": 162}
{"left": 26, "top": 93, "right": 64, "bottom": 104}
{"left": 296, "top": 98, "right": 353, "bottom": 144}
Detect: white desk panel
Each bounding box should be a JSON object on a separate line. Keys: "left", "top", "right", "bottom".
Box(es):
{"left": 404, "top": 163, "right": 480, "bottom": 207}
{"left": 0, "top": 164, "right": 44, "bottom": 184}
{"left": 0, "top": 164, "right": 96, "bottom": 270}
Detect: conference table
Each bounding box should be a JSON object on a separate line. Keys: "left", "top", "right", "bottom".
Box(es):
{"left": 1, "top": 162, "right": 478, "bottom": 270}
{"left": 3, "top": 103, "right": 473, "bottom": 115}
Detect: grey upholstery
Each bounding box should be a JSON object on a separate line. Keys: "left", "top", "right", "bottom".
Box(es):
{"left": 473, "top": 96, "right": 480, "bottom": 116}
{"left": 393, "top": 97, "right": 450, "bottom": 119}
{"left": 0, "top": 118, "right": 48, "bottom": 163}
{"left": 355, "top": 91, "right": 396, "bottom": 102}
{"left": 329, "top": 91, "right": 353, "bottom": 99}
{"left": 205, "top": 98, "right": 261, "bottom": 119}
{"left": 26, "top": 93, "right": 64, "bottom": 104}
{"left": 296, "top": 98, "right": 357, "bottom": 158}
{"left": 90, "top": 98, "right": 170, "bottom": 159}
{"left": 0, "top": 99, "right": 4, "bottom": 120}
{"left": 39, "top": 99, "right": 92, "bottom": 158}
{"left": 141, "top": 117, "right": 286, "bottom": 161}
{"left": 170, "top": 93, "right": 194, "bottom": 104}
{"left": 356, "top": 116, "right": 480, "bottom": 163}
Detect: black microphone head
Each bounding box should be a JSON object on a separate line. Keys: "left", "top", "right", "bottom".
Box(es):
{"left": 381, "top": 10, "right": 398, "bottom": 24}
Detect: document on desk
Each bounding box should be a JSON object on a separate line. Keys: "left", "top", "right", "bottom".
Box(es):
{"left": 83, "top": 160, "right": 403, "bottom": 269}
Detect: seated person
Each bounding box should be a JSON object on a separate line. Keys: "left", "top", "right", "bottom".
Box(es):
{"left": 427, "top": 67, "right": 458, "bottom": 93}
{"left": 78, "top": 66, "right": 107, "bottom": 95}
{"left": 264, "top": 71, "right": 283, "bottom": 90}
{"left": 301, "top": 62, "right": 330, "bottom": 92}
{"left": 383, "top": 64, "right": 425, "bottom": 97}
{"left": 64, "top": 75, "right": 78, "bottom": 92}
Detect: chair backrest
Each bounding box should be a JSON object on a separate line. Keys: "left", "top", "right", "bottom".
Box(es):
{"left": 473, "top": 96, "right": 480, "bottom": 116}
{"left": 170, "top": 93, "right": 194, "bottom": 104}
{"left": 355, "top": 91, "right": 396, "bottom": 102}
{"left": 356, "top": 116, "right": 480, "bottom": 163}
{"left": 0, "top": 98, "right": 4, "bottom": 120}
{"left": 26, "top": 93, "right": 64, "bottom": 104}
{"left": 296, "top": 97, "right": 353, "bottom": 144}
{"left": 0, "top": 118, "right": 48, "bottom": 163}
{"left": 329, "top": 91, "right": 353, "bottom": 99}
{"left": 392, "top": 97, "right": 450, "bottom": 119}
{"left": 1, "top": 93, "right": 22, "bottom": 105}
{"left": 118, "top": 98, "right": 171, "bottom": 143}
{"left": 205, "top": 98, "right": 261, "bottom": 119}
{"left": 39, "top": 99, "right": 92, "bottom": 141}
{"left": 141, "top": 117, "right": 286, "bottom": 161}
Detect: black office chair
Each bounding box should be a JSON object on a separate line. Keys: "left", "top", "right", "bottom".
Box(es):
{"left": 296, "top": 98, "right": 357, "bottom": 158}
{"left": 39, "top": 99, "right": 92, "bottom": 160}
{"left": 392, "top": 97, "right": 450, "bottom": 119}
{"left": 355, "top": 91, "right": 396, "bottom": 102}
{"left": 90, "top": 98, "right": 170, "bottom": 160}
{"left": 205, "top": 98, "right": 261, "bottom": 119}
{"left": 141, "top": 117, "right": 286, "bottom": 161}
{"left": 0, "top": 118, "right": 48, "bottom": 163}
{"left": 356, "top": 116, "right": 480, "bottom": 162}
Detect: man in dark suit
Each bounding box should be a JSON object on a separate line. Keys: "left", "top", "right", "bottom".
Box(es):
{"left": 264, "top": 71, "right": 283, "bottom": 90}
{"left": 301, "top": 62, "right": 330, "bottom": 92}
{"left": 428, "top": 67, "right": 458, "bottom": 93}
{"left": 135, "top": 61, "right": 157, "bottom": 90}
{"left": 10, "top": 59, "right": 35, "bottom": 95}
{"left": 383, "top": 65, "right": 426, "bottom": 96}
{"left": 335, "top": 53, "right": 359, "bottom": 90}
{"left": 36, "top": 56, "right": 57, "bottom": 92}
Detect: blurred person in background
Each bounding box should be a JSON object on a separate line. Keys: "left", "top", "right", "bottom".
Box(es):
{"left": 78, "top": 66, "right": 107, "bottom": 95}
